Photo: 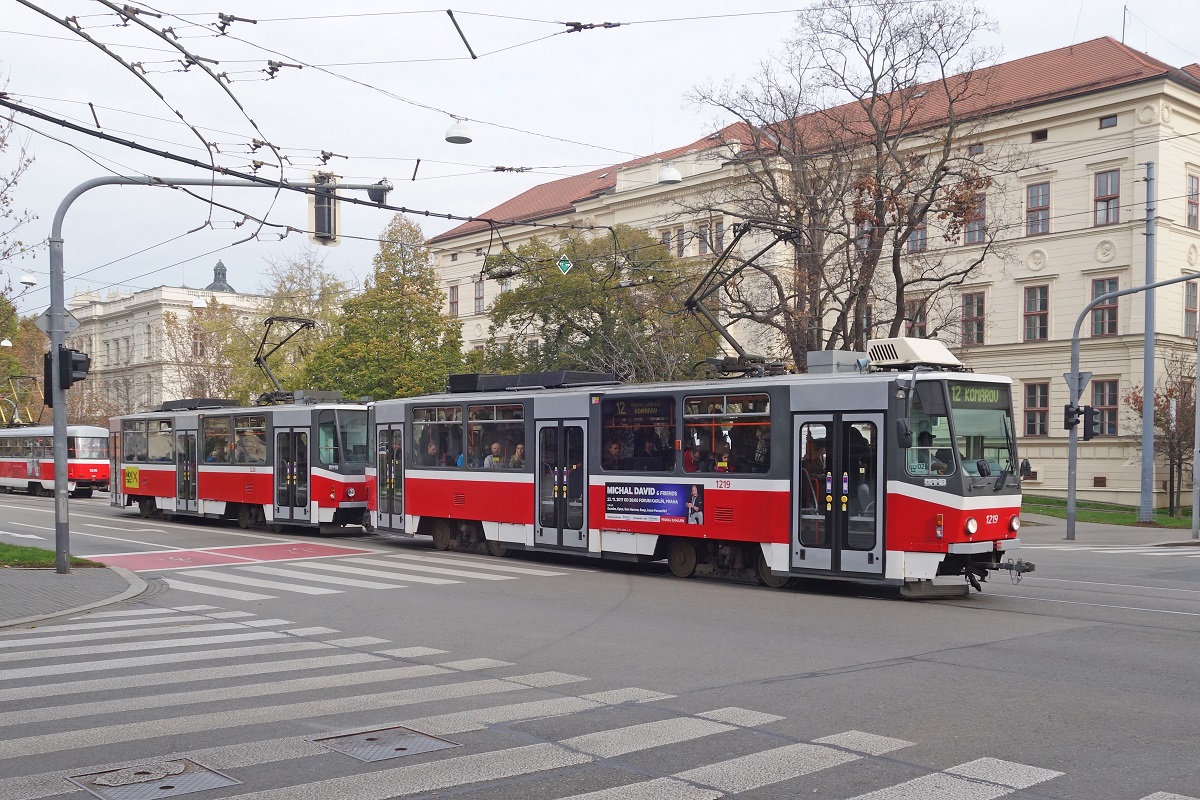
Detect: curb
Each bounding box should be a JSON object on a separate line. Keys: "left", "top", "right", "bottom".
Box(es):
{"left": 0, "top": 566, "right": 150, "bottom": 629}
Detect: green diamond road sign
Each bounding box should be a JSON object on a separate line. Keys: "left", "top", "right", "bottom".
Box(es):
{"left": 557, "top": 255, "right": 573, "bottom": 275}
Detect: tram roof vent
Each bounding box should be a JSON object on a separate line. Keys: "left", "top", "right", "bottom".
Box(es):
{"left": 865, "top": 337, "right": 962, "bottom": 370}
{"left": 448, "top": 371, "right": 618, "bottom": 393}
{"left": 807, "top": 351, "right": 868, "bottom": 374}
{"left": 155, "top": 398, "right": 239, "bottom": 411}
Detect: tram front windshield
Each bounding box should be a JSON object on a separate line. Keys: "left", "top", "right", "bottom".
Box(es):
{"left": 70, "top": 437, "right": 109, "bottom": 459}
{"left": 339, "top": 410, "right": 369, "bottom": 465}
{"left": 946, "top": 381, "right": 1016, "bottom": 478}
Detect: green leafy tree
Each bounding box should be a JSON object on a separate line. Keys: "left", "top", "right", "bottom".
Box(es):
{"left": 482, "top": 225, "right": 719, "bottom": 381}
{"left": 304, "top": 214, "right": 462, "bottom": 398}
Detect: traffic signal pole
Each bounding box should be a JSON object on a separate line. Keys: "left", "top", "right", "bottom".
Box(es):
{"left": 1066, "top": 270, "right": 1196, "bottom": 540}
{"left": 48, "top": 175, "right": 391, "bottom": 573}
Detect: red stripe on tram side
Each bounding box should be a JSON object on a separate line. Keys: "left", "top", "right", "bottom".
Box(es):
{"left": 68, "top": 460, "right": 110, "bottom": 482}
{"left": 587, "top": 483, "right": 791, "bottom": 543}
{"left": 121, "top": 465, "right": 177, "bottom": 498}
{"left": 405, "top": 475, "right": 536, "bottom": 525}
{"left": 198, "top": 467, "right": 274, "bottom": 505}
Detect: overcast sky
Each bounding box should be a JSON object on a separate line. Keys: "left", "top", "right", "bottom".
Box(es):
{"left": 1, "top": 0, "right": 1194, "bottom": 317}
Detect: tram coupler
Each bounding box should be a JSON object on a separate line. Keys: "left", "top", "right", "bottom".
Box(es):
{"left": 967, "top": 558, "right": 1035, "bottom": 590}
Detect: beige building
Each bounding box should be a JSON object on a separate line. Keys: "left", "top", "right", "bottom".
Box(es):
{"left": 429, "top": 38, "right": 1200, "bottom": 506}
{"left": 66, "top": 262, "right": 263, "bottom": 413}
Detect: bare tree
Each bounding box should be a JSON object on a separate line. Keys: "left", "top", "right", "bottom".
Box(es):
{"left": 161, "top": 299, "right": 256, "bottom": 402}
{"left": 1125, "top": 346, "right": 1197, "bottom": 518}
{"left": 688, "top": 0, "right": 1021, "bottom": 368}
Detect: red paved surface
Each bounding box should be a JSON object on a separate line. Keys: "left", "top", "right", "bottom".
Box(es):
{"left": 91, "top": 542, "right": 376, "bottom": 572}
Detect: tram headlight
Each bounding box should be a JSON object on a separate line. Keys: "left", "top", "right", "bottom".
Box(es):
{"left": 1009, "top": 515, "right": 1021, "bottom": 532}
{"left": 964, "top": 517, "right": 978, "bottom": 535}
{"left": 346, "top": 486, "right": 356, "bottom": 498}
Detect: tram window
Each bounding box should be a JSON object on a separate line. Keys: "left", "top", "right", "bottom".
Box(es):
{"left": 317, "top": 410, "right": 341, "bottom": 465}
{"left": 600, "top": 396, "right": 675, "bottom": 471}
{"left": 76, "top": 437, "right": 109, "bottom": 459}
{"left": 122, "top": 420, "right": 148, "bottom": 463}
{"left": 412, "top": 405, "right": 462, "bottom": 468}
{"left": 907, "top": 383, "right": 955, "bottom": 477}
{"left": 467, "top": 404, "right": 525, "bottom": 468}
{"left": 233, "top": 414, "right": 267, "bottom": 464}
{"left": 202, "top": 416, "right": 233, "bottom": 463}
{"left": 338, "top": 410, "right": 369, "bottom": 464}
{"left": 683, "top": 393, "right": 770, "bottom": 474}
{"left": 147, "top": 420, "right": 174, "bottom": 463}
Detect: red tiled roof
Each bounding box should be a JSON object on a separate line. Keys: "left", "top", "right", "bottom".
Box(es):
{"left": 431, "top": 37, "right": 1198, "bottom": 245}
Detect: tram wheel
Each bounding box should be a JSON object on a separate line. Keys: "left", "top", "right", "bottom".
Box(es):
{"left": 161, "top": 512, "right": 174, "bottom": 522}
{"left": 71, "top": 488, "right": 94, "bottom": 499}
{"left": 486, "top": 539, "right": 509, "bottom": 557}
{"left": 237, "top": 505, "right": 253, "bottom": 529}
{"left": 756, "top": 550, "right": 792, "bottom": 589}
{"left": 431, "top": 520, "right": 453, "bottom": 551}
{"left": 138, "top": 498, "right": 153, "bottom": 518}
{"left": 269, "top": 523, "right": 284, "bottom": 533}
{"left": 667, "top": 539, "right": 698, "bottom": 578}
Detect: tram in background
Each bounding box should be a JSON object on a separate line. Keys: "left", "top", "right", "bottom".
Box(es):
{"left": 368, "top": 338, "right": 1032, "bottom": 597}
{"left": 0, "top": 424, "right": 110, "bottom": 497}
{"left": 110, "top": 393, "right": 369, "bottom": 532}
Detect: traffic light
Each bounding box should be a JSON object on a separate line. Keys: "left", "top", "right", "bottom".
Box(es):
{"left": 43, "top": 347, "right": 91, "bottom": 407}
{"left": 1063, "top": 404, "right": 1080, "bottom": 430}
{"left": 1081, "top": 405, "right": 1102, "bottom": 441}
{"left": 60, "top": 347, "right": 91, "bottom": 389}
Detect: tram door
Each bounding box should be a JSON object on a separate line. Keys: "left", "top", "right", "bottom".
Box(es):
{"left": 274, "top": 428, "right": 311, "bottom": 523}
{"left": 792, "top": 413, "right": 884, "bottom": 575}
{"left": 176, "top": 431, "right": 199, "bottom": 513}
{"left": 534, "top": 420, "right": 587, "bottom": 548}
{"left": 110, "top": 429, "right": 122, "bottom": 508}
{"left": 375, "top": 424, "right": 403, "bottom": 531}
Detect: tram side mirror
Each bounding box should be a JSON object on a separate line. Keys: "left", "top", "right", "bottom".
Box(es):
{"left": 896, "top": 418, "right": 912, "bottom": 449}
{"left": 976, "top": 459, "right": 992, "bottom": 477}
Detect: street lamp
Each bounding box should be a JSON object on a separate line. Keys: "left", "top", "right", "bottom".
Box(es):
{"left": 658, "top": 164, "right": 683, "bottom": 185}
{"left": 445, "top": 117, "right": 472, "bottom": 145}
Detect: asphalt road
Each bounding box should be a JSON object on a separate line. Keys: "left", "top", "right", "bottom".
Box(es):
{"left": 1, "top": 493, "right": 1197, "bottom": 800}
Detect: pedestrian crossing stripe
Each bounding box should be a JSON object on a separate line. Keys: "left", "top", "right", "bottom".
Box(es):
{"left": 0, "top": 604, "right": 1190, "bottom": 800}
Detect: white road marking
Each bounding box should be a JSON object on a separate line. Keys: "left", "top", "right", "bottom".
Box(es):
{"left": 437, "top": 658, "right": 513, "bottom": 671}
{"left": 1025, "top": 577, "right": 1200, "bottom": 594}
{"left": 72, "top": 530, "right": 182, "bottom": 547}
{"left": 323, "top": 636, "right": 391, "bottom": 647}
{"left": 404, "top": 697, "right": 602, "bottom": 735}
{"left": 388, "top": 552, "right": 569, "bottom": 576}
{"left": 177, "top": 569, "right": 341, "bottom": 594}
{"left": 0, "top": 664, "right": 447, "bottom": 727}
{"left": 342, "top": 556, "right": 516, "bottom": 580}
{"left": 988, "top": 593, "right": 1200, "bottom": 617}
{"left": 0, "top": 641, "right": 333, "bottom": 681}
{"left": 581, "top": 688, "right": 674, "bottom": 704}
{"left": 697, "top": 707, "right": 784, "bottom": 727}
{"left": 0, "top": 675, "right": 539, "bottom": 759}
{"left": 0, "top": 614, "right": 211, "bottom": 636}
{"left": 225, "top": 743, "right": 591, "bottom": 800}
{"left": 164, "top": 578, "right": 275, "bottom": 601}
{"left": 1141, "top": 793, "right": 1200, "bottom": 800}
{"left": 0, "top": 531, "right": 42, "bottom": 539}
{"left": 0, "top": 620, "right": 290, "bottom": 649}
{"left": 283, "top": 560, "right": 460, "bottom": 585}
{"left": 563, "top": 717, "right": 734, "bottom": 758}
{"left": 0, "top": 653, "right": 384, "bottom": 703}
{"left": 236, "top": 564, "right": 405, "bottom": 589}
{"left": 843, "top": 756, "right": 1061, "bottom": 799}
{"left": 1, "top": 631, "right": 288, "bottom": 663}
{"left": 377, "top": 646, "right": 447, "bottom": 658}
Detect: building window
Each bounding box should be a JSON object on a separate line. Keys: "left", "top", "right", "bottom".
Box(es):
{"left": 1091, "top": 277, "right": 1118, "bottom": 336}
{"left": 854, "top": 221, "right": 872, "bottom": 255}
{"left": 191, "top": 334, "right": 205, "bottom": 359}
{"left": 1026, "top": 182, "right": 1050, "bottom": 236}
{"left": 1187, "top": 281, "right": 1198, "bottom": 338}
{"left": 962, "top": 292, "right": 985, "bottom": 346}
{"left": 675, "top": 228, "right": 686, "bottom": 257}
{"left": 964, "top": 194, "right": 986, "bottom": 244}
{"left": 907, "top": 215, "right": 927, "bottom": 253}
{"left": 1095, "top": 169, "right": 1120, "bottom": 226}
{"left": 474, "top": 280, "right": 485, "bottom": 314}
{"left": 967, "top": 143, "right": 984, "bottom": 156}
{"left": 1030, "top": 129, "right": 1048, "bottom": 143}
{"left": 715, "top": 220, "right": 725, "bottom": 250}
{"left": 475, "top": 248, "right": 483, "bottom": 256}
{"left": 904, "top": 298, "right": 927, "bottom": 338}
{"left": 450, "top": 253, "right": 458, "bottom": 262}
{"left": 697, "top": 224, "right": 709, "bottom": 255}
{"left": 1024, "top": 383, "right": 1049, "bottom": 437}
{"left": 661, "top": 230, "right": 671, "bottom": 251}
{"left": 1099, "top": 114, "right": 1118, "bottom": 129}
{"left": 499, "top": 278, "right": 511, "bottom": 294}
{"left": 1023, "top": 285, "right": 1049, "bottom": 341}
{"left": 448, "top": 285, "right": 459, "bottom": 318}
{"left": 1188, "top": 174, "right": 1199, "bottom": 230}
{"left": 1092, "top": 380, "right": 1119, "bottom": 435}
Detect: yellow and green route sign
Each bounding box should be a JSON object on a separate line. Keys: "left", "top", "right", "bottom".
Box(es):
{"left": 123, "top": 466, "right": 140, "bottom": 490}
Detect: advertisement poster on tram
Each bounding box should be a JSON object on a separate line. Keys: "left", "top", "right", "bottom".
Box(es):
{"left": 604, "top": 482, "right": 703, "bottom": 524}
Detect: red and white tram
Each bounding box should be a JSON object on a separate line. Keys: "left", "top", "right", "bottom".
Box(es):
{"left": 0, "top": 424, "right": 110, "bottom": 497}
{"left": 110, "top": 394, "right": 369, "bottom": 531}
{"left": 368, "top": 338, "right": 1032, "bottom": 597}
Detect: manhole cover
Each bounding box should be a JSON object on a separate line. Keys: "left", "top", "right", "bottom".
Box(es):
{"left": 66, "top": 759, "right": 240, "bottom": 800}
{"left": 315, "top": 725, "right": 460, "bottom": 763}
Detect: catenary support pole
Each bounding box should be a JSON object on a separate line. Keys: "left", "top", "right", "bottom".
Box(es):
{"left": 1066, "top": 270, "right": 1194, "bottom": 540}
{"left": 1140, "top": 162, "right": 1157, "bottom": 523}
{"left": 48, "top": 175, "right": 391, "bottom": 572}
